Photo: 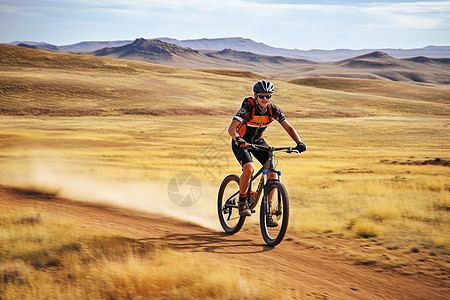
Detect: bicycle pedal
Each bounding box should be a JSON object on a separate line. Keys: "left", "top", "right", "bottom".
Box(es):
{"left": 251, "top": 210, "right": 256, "bottom": 213}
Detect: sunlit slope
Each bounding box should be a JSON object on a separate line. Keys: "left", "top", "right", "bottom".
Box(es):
{"left": 289, "top": 77, "right": 450, "bottom": 103}
{"left": 1, "top": 44, "right": 449, "bottom": 118}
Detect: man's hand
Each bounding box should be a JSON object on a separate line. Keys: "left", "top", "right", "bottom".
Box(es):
{"left": 235, "top": 137, "right": 247, "bottom": 148}
{"left": 295, "top": 142, "right": 307, "bottom": 153}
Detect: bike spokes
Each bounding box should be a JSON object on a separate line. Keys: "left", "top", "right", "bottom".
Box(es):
{"left": 218, "top": 175, "right": 246, "bottom": 234}
{"left": 224, "top": 198, "right": 238, "bottom": 221}
{"left": 260, "top": 181, "right": 289, "bottom": 246}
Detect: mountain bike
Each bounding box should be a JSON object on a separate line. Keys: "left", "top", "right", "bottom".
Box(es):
{"left": 217, "top": 144, "right": 298, "bottom": 246}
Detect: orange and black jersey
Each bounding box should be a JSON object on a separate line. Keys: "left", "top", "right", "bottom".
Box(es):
{"left": 233, "top": 97, "right": 286, "bottom": 143}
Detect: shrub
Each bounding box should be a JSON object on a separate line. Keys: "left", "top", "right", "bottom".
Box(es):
{"left": 352, "top": 219, "right": 382, "bottom": 238}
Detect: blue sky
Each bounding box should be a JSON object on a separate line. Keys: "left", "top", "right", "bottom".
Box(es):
{"left": 1, "top": 0, "right": 449, "bottom": 49}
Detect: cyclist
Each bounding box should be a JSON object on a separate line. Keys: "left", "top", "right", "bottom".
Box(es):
{"left": 228, "top": 80, "right": 306, "bottom": 226}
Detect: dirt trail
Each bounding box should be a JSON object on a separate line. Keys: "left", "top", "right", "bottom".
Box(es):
{"left": 1, "top": 186, "right": 448, "bottom": 300}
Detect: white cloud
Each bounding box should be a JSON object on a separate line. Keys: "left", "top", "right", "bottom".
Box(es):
{"left": 0, "top": 4, "right": 41, "bottom": 16}
{"left": 362, "top": 2, "right": 450, "bottom": 29}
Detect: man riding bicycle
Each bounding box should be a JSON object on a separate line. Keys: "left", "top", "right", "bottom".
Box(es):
{"left": 228, "top": 80, "right": 306, "bottom": 225}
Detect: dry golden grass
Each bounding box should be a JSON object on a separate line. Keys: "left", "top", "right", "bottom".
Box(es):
{"left": 289, "top": 77, "right": 450, "bottom": 103}
{"left": 195, "top": 69, "right": 263, "bottom": 78}
{"left": 0, "top": 205, "right": 301, "bottom": 300}
{"left": 0, "top": 45, "right": 449, "bottom": 286}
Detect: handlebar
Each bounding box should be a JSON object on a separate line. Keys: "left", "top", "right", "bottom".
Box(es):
{"left": 245, "top": 143, "right": 299, "bottom": 154}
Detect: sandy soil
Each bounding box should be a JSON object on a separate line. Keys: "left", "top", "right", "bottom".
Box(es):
{"left": 1, "top": 186, "right": 448, "bottom": 300}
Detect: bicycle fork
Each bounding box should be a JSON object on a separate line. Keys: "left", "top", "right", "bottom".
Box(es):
{"left": 262, "top": 170, "right": 282, "bottom": 215}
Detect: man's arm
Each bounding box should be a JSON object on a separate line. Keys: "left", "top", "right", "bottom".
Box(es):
{"left": 280, "top": 120, "right": 302, "bottom": 144}
{"left": 228, "top": 119, "right": 241, "bottom": 141}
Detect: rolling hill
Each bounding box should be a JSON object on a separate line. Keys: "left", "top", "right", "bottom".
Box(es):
{"left": 89, "top": 39, "right": 320, "bottom": 73}
{"left": 8, "top": 37, "right": 450, "bottom": 61}
{"left": 289, "top": 77, "right": 450, "bottom": 103}
{"left": 0, "top": 43, "right": 449, "bottom": 118}
{"left": 8, "top": 40, "right": 133, "bottom": 52}
{"left": 311, "top": 51, "right": 450, "bottom": 84}
{"left": 93, "top": 38, "right": 200, "bottom": 60}
{"left": 158, "top": 37, "right": 450, "bottom": 61}
{"left": 10, "top": 38, "right": 450, "bottom": 84}
{"left": 91, "top": 38, "right": 227, "bottom": 69}
{"left": 87, "top": 39, "right": 450, "bottom": 85}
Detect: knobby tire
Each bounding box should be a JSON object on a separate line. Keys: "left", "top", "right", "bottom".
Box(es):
{"left": 217, "top": 174, "right": 246, "bottom": 234}
{"left": 260, "top": 181, "right": 289, "bottom": 246}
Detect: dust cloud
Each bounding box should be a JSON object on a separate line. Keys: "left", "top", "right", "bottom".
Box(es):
{"left": 1, "top": 157, "right": 222, "bottom": 231}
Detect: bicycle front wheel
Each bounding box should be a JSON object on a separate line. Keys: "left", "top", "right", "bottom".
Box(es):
{"left": 217, "top": 174, "right": 246, "bottom": 234}
{"left": 260, "top": 181, "right": 289, "bottom": 246}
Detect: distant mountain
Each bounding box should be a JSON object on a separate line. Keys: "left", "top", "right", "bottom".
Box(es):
{"left": 284, "top": 46, "right": 450, "bottom": 62}
{"left": 93, "top": 38, "right": 204, "bottom": 62}
{"left": 90, "top": 38, "right": 257, "bottom": 70}
{"left": 91, "top": 38, "right": 318, "bottom": 71}
{"left": 8, "top": 40, "right": 133, "bottom": 51}
{"left": 329, "top": 51, "right": 450, "bottom": 84}
{"left": 8, "top": 41, "right": 55, "bottom": 47}
{"left": 157, "top": 37, "right": 450, "bottom": 61}
{"left": 337, "top": 51, "right": 406, "bottom": 68}
{"left": 16, "top": 42, "right": 65, "bottom": 52}
{"left": 6, "top": 39, "right": 450, "bottom": 84}
{"left": 61, "top": 40, "right": 133, "bottom": 51}
{"left": 158, "top": 37, "right": 292, "bottom": 56}
{"left": 90, "top": 39, "right": 450, "bottom": 84}
{"left": 9, "top": 41, "right": 65, "bottom": 52}
{"left": 201, "top": 48, "right": 315, "bottom": 65}
{"left": 7, "top": 37, "right": 450, "bottom": 61}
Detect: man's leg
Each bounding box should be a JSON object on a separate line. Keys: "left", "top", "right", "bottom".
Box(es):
{"left": 238, "top": 162, "right": 254, "bottom": 216}
{"left": 240, "top": 162, "right": 254, "bottom": 195}
{"left": 232, "top": 141, "right": 254, "bottom": 216}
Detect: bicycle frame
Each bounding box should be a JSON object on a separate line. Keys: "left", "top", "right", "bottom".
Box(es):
{"left": 224, "top": 144, "right": 294, "bottom": 213}
{"left": 222, "top": 160, "right": 273, "bottom": 214}
{"left": 248, "top": 159, "right": 280, "bottom": 211}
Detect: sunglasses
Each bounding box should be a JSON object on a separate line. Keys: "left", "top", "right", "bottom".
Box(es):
{"left": 256, "top": 94, "right": 272, "bottom": 99}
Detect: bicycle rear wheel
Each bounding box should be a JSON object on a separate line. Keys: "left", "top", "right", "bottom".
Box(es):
{"left": 217, "top": 174, "right": 246, "bottom": 234}
{"left": 260, "top": 181, "right": 289, "bottom": 246}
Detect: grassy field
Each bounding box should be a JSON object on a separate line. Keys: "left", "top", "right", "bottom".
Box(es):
{"left": 0, "top": 205, "right": 301, "bottom": 299}
{"left": 0, "top": 45, "right": 449, "bottom": 296}
{"left": 1, "top": 114, "right": 448, "bottom": 247}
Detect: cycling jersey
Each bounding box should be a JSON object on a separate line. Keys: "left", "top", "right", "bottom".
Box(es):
{"left": 233, "top": 97, "right": 286, "bottom": 143}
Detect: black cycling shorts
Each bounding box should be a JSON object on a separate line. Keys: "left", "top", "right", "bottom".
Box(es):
{"left": 231, "top": 139, "right": 275, "bottom": 170}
